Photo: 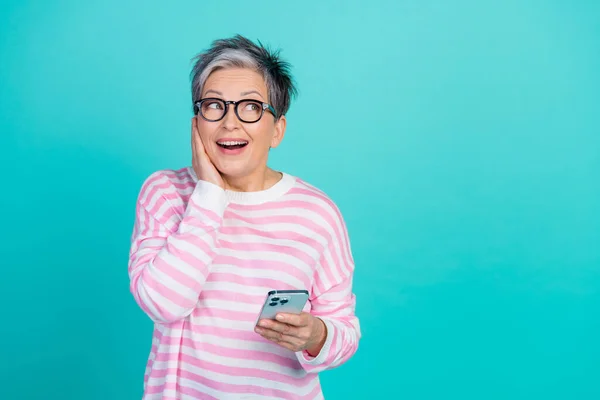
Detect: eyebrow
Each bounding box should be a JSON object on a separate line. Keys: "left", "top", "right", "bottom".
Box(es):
{"left": 240, "top": 90, "right": 264, "bottom": 100}
{"left": 204, "top": 89, "right": 223, "bottom": 96}
{"left": 203, "top": 89, "right": 265, "bottom": 100}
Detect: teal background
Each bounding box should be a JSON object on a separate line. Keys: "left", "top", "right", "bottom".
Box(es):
{"left": 1, "top": 0, "right": 598, "bottom": 399}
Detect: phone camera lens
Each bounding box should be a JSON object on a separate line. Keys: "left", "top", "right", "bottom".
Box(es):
{"left": 280, "top": 299, "right": 288, "bottom": 304}
{"left": 269, "top": 302, "right": 278, "bottom": 306}
{"left": 271, "top": 297, "right": 280, "bottom": 302}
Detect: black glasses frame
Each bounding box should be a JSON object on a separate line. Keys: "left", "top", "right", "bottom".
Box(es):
{"left": 193, "top": 98, "right": 278, "bottom": 123}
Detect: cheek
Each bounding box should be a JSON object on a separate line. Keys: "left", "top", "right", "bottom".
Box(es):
{"left": 248, "top": 125, "right": 275, "bottom": 148}
{"left": 197, "top": 122, "right": 217, "bottom": 143}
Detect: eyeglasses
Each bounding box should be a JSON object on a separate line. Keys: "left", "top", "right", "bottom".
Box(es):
{"left": 193, "top": 98, "right": 277, "bottom": 123}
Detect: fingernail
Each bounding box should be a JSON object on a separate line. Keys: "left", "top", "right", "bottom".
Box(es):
{"left": 276, "top": 314, "right": 284, "bottom": 321}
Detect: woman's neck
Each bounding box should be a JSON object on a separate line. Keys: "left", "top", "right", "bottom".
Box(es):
{"left": 222, "top": 167, "right": 282, "bottom": 192}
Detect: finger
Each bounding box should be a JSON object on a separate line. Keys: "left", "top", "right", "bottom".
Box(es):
{"left": 191, "top": 116, "right": 204, "bottom": 152}
{"left": 275, "top": 312, "right": 309, "bottom": 327}
{"left": 255, "top": 326, "right": 283, "bottom": 342}
{"left": 278, "top": 333, "right": 305, "bottom": 349}
{"left": 257, "top": 319, "right": 299, "bottom": 337}
{"left": 256, "top": 327, "right": 305, "bottom": 348}
{"left": 276, "top": 341, "right": 298, "bottom": 352}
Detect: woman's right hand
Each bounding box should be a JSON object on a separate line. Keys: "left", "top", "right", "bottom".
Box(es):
{"left": 191, "top": 116, "right": 225, "bottom": 189}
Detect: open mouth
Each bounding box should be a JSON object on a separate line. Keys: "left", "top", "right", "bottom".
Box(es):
{"left": 217, "top": 140, "right": 249, "bottom": 150}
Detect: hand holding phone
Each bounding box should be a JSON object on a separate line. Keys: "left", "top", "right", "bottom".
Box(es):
{"left": 255, "top": 290, "right": 309, "bottom": 324}
{"left": 254, "top": 289, "right": 327, "bottom": 356}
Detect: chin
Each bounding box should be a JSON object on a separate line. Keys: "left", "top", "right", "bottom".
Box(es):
{"left": 215, "top": 160, "right": 257, "bottom": 179}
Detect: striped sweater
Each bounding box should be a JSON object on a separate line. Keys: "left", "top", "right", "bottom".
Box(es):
{"left": 128, "top": 166, "right": 360, "bottom": 399}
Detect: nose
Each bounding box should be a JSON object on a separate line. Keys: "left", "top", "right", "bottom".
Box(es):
{"left": 222, "top": 103, "right": 241, "bottom": 130}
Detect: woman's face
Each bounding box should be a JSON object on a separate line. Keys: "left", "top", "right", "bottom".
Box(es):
{"left": 195, "top": 67, "right": 286, "bottom": 181}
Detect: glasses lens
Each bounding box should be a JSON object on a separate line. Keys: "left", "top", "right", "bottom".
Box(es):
{"left": 237, "top": 100, "right": 263, "bottom": 122}
{"left": 200, "top": 99, "right": 225, "bottom": 121}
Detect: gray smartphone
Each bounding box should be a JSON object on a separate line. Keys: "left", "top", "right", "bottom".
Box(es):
{"left": 256, "top": 289, "right": 309, "bottom": 324}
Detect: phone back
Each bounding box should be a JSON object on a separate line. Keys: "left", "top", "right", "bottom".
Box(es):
{"left": 257, "top": 290, "right": 309, "bottom": 321}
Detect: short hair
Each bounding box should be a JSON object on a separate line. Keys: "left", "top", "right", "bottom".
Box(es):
{"left": 190, "top": 35, "right": 297, "bottom": 120}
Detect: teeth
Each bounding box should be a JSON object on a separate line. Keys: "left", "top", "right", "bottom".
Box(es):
{"left": 218, "top": 140, "right": 247, "bottom": 146}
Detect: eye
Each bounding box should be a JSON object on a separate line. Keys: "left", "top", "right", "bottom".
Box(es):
{"left": 244, "top": 102, "right": 260, "bottom": 111}
{"left": 206, "top": 101, "right": 223, "bottom": 110}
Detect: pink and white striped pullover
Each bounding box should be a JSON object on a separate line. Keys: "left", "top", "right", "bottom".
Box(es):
{"left": 128, "top": 166, "right": 360, "bottom": 399}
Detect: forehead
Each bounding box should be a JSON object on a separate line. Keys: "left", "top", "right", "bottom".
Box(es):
{"left": 203, "top": 67, "right": 267, "bottom": 98}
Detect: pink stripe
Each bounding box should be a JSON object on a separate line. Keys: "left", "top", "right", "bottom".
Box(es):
{"left": 311, "top": 267, "right": 334, "bottom": 299}
{"left": 193, "top": 304, "right": 258, "bottom": 322}
{"left": 137, "top": 265, "right": 193, "bottom": 309}
{"left": 327, "top": 328, "right": 341, "bottom": 364}
{"left": 129, "top": 251, "right": 157, "bottom": 274}
{"left": 129, "top": 275, "right": 160, "bottom": 318}
{"left": 215, "top": 255, "right": 312, "bottom": 287}
{"left": 177, "top": 384, "right": 219, "bottom": 400}
{"left": 181, "top": 339, "right": 297, "bottom": 369}
{"left": 218, "top": 238, "right": 317, "bottom": 266}
{"left": 286, "top": 195, "right": 353, "bottom": 269}
{"left": 184, "top": 324, "right": 296, "bottom": 349}
{"left": 153, "top": 254, "right": 205, "bottom": 291}
{"left": 154, "top": 206, "right": 181, "bottom": 230}
{"left": 144, "top": 380, "right": 178, "bottom": 395}
{"left": 170, "top": 234, "right": 216, "bottom": 262}
{"left": 155, "top": 328, "right": 270, "bottom": 349}
{"left": 148, "top": 367, "right": 313, "bottom": 398}
{"left": 226, "top": 210, "right": 327, "bottom": 237}
{"left": 206, "top": 272, "right": 302, "bottom": 294}
{"left": 199, "top": 287, "right": 265, "bottom": 304}
{"left": 292, "top": 184, "right": 354, "bottom": 267}
{"left": 177, "top": 214, "right": 215, "bottom": 232}
{"left": 151, "top": 353, "right": 310, "bottom": 387}
{"left": 142, "top": 180, "right": 175, "bottom": 209}
{"left": 321, "top": 240, "right": 345, "bottom": 286}
{"left": 220, "top": 226, "right": 325, "bottom": 252}
{"left": 188, "top": 197, "right": 222, "bottom": 224}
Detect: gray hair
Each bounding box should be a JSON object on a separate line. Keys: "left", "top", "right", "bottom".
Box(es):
{"left": 190, "top": 35, "right": 297, "bottom": 119}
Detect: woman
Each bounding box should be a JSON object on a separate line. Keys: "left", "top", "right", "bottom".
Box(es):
{"left": 128, "top": 35, "right": 360, "bottom": 399}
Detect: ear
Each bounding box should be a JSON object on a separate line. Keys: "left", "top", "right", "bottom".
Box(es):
{"left": 269, "top": 115, "right": 287, "bottom": 149}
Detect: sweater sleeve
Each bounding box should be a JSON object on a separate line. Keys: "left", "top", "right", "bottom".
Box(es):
{"left": 128, "top": 172, "right": 228, "bottom": 324}
{"left": 296, "top": 205, "right": 361, "bottom": 373}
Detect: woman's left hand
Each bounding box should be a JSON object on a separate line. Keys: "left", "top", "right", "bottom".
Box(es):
{"left": 255, "top": 312, "right": 327, "bottom": 356}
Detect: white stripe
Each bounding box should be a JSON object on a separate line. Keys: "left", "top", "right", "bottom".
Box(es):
{"left": 312, "top": 266, "right": 332, "bottom": 296}
{"left": 168, "top": 345, "right": 306, "bottom": 377}
{"left": 140, "top": 173, "right": 170, "bottom": 207}
{"left": 322, "top": 247, "right": 343, "bottom": 287}
{"left": 137, "top": 279, "right": 169, "bottom": 320}
{"left": 149, "top": 261, "right": 199, "bottom": 300}
{"left": 225, "top": 219, "right": 329, "bottom": 246}
{"left": 186, "top": 316, "right": 257, "bottom": 332}
{"left": 217, "top": 248, "right": 313, "bottom": 273}
{"left": 168, "top": 235, "right": 213, "bottom": 265}
{"left": 202, "top": 281, "right": 276, "bottom": 297}
{"left": 210, "top": 264, "right": 307, "bottom": 288}
{"left": 146, "top": 188, "right": 168, "bottom": 215}
{"left": 198, "top": 298, "right": 261, "bottom": 314}
{"left": 182, "top": 331, "right": 298, "bottom": 361}
{"left": 218, "top": 232, "right": 321, "bottom": 260}
{"left": 142, "top": 281, "right": 189, "bottom": 320}
{"left": 158, "top": 246, "right": 205, "bottom": 279}
{"left": 139, "top": 238, "right": 166, "bottom": 249}
{"left": 154, "top": 199, "right": 179, "bottom": 229}
{"left": 229, "top": 205, "right": 350, "bottom": 275}
{"left": 148, "top": 359, "right": 319, "bottom": 396}
{"left": 284, "top": 193, "right": 353, "bottom": 264}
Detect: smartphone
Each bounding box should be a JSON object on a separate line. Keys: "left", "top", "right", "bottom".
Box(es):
{"left": 256, "top": 289, "right": 309, "bottom": 324}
